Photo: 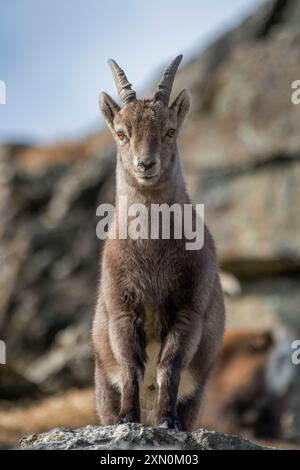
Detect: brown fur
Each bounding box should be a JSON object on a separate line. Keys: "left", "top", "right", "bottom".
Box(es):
{"left": 92, "top": 59, "right": 225, "bottom": 431}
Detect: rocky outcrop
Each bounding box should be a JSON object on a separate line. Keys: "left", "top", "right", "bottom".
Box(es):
{"left": 177, "top": 0, "right": 300, "bottom": 269}
{"left": 19, "top": 424, "right": 270, "bottom": 450}
{"left": 0, "top": 144, "right": 115, "bottom": 394}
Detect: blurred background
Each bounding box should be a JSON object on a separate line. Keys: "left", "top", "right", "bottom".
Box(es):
{"left": 0, "top": 0, "right": 300, "bottom": 449}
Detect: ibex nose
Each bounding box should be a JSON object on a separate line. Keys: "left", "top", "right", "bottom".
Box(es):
{"left": 137, "top": 160, "right": 156, "bottom": 172}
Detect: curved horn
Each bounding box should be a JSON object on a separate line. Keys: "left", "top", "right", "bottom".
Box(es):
{"left": 108, "top": 59, "right": 136, "bottom": 105}
{"left": 153, "top": 55, "right": 183, "bottom": 105}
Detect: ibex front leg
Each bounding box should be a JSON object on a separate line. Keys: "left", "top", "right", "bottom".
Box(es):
{"left": 155, "top": 311, "right": 202, "bottom": 430}
{"left": 109, "top": 309, "right": 145, "bottom": 424}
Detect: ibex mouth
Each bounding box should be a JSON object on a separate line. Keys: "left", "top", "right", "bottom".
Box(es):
{"left": 137, "top": 173, "right": 160, "bottom": 185}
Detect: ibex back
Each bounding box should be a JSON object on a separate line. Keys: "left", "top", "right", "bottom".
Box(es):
{"left": 92, "top": 55, "right": 225, "bottom": 430}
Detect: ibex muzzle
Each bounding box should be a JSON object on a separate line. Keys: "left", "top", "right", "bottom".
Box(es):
{"left": 137, "top": 159, "right": 156, "bottom": 172}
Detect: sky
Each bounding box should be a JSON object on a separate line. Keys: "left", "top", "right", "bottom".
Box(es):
{"left": 0, "top": 0, "right": 261, "bottom": 144}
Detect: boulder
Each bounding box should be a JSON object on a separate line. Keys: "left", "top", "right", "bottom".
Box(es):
{"left": 19, "top": 424, "right": 271, "bottom": 450}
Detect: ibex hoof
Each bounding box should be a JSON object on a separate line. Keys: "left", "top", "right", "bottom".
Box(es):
{"left": 156, "top": 415, "right": 182, "bottom": 431}
{"left": 115, "top": 411, "right": 140, "bottom": 425}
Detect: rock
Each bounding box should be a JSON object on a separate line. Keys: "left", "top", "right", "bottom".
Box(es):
{"left": 226, "top": 277, "right": 300, "bottom": 332}
{"left": 195, "top": 160, "right": 300, "bottom": 273}
{"left": 0, "top": 146, "right": 114, "bottom": 395}
{"left": 24, "top": 321, "right": 93, "bottom": 393}
{"left": 19, "top": 424, "right": 271, "bottom": 450}
{"left": 176, "top": 0, "right": 300, "bottom": 170}
{"left": 179, "top": 0, "right": 300, "bottom": 269}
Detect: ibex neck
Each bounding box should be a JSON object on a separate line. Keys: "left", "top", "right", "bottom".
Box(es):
{"left": 115, "top": 151, "right": 189, "bottom": 207}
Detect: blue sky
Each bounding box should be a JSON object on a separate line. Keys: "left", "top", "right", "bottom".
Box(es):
{"left": 0, "top": 0, "right": 261, "bottom": 144}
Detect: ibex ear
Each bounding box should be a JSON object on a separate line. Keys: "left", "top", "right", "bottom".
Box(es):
{"left": 170, "top": 89, "right": 191, "bottom": 128}
{"left": 99, "top": 92, "right": 120, "bottom": 130}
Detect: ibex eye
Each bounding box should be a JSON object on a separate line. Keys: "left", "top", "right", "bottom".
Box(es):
{"left": 166, "top": 129, "right": 176, "bottom": 138}
{"left": 116, "top": 131, "right": 125, "bottom": 141}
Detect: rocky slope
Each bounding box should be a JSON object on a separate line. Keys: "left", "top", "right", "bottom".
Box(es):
{"left": 0, "top": 0, "right": 300, "bottom": 447}
{"left": 19, "top": 424, "right": 270, "bottom": 450}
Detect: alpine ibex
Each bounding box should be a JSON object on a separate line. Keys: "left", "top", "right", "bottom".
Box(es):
{"left": 92, "top": 55, "right": 225, "bottom": 430}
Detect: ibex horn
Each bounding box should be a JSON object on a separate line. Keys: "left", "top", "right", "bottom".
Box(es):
{"left": 153, "top": 54, "right": 183, "bottom": 105}
{"left": 108, "top": 59, "right": 136, "bottom": 105}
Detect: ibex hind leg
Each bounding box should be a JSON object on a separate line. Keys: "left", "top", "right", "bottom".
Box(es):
{"left": 178, "top": 300, "right": 225, "bottom": 431}
{"left": 95, "top": 362, "right": 120, "bottom": 425}
{"left": 177, "top": 382, "right": 209, "bottom": 431}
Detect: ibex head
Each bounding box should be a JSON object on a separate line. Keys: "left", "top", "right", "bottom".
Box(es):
{"left": 99, "top": 55, "right": 190, "bottom": 187}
